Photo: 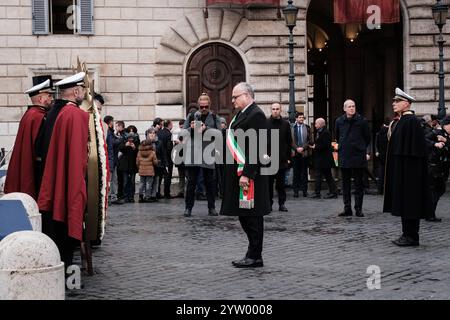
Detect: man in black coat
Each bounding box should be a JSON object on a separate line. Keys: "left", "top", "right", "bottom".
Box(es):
{"left": 335, "top": 99, "right": 371, "bottom": 217}
{"left": 310, "top": 118, "right": 337, "bottom": 199}
{"left": 158, "top": 120, "right": 174, "bottom": 199}
{"left": 383, "top": 88, "right": 431, "bottom": 246}
{"left": 220, "top": 82, "right": 270, "bottom": 268}
{"left": 267, "top": 103, "right": 292, "bottom": 212}
{"left": 424, "top": 117, "right": 450, "bottom": 222}
{"left": 375, "top": 119, "right": 390, "bottom": 194}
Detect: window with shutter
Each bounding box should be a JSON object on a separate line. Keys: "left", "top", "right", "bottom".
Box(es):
{"left": 32, "top": 0, "right": 94, "bottom": 35}
{"left": 77, "top": 0, "right": 94, "bottom": 35}
{"left": 32, "top": 0, "right": 50, "bottom": 35}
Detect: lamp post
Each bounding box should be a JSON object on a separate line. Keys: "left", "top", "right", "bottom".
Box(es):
{"left": 432, "top": 0, "right": 449, "bottom": 119}
{"left": 283, "top": 0, "right": 299, "bottom": 124}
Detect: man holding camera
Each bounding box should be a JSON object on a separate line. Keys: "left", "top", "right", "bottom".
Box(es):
{"left": 182, "top": 93, "right": 221, "bottom": 217}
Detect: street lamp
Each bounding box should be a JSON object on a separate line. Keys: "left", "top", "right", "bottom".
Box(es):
{"left": 283, "top": 0, "right": 299, "bottom": 124}
{"left": 432, "top": 0, "right": 449, "bottom": 119}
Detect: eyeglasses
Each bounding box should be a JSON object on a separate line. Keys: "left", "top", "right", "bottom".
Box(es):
{"left": 232, "top": 93, "right": 246, "bottom": 100}
{"left": 199, "top": 104, "right": 209, "bottom": 109}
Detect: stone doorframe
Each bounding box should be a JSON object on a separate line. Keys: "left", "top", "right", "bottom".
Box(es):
{"left": 154, "top": 9, "right": 251, "bottom": 120}
{"left": 302, "top": 0, "right": 411, "bottom": 96}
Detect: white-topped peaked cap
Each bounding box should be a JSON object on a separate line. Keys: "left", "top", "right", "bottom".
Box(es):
{"left": 394, "top": 88, "right": 416, "bottom": 103}
{"left": 25, "top": 75, "right": 54, "bottom": 97}
{"left": 55, "top": 72, "right": 86, "bottom": 90}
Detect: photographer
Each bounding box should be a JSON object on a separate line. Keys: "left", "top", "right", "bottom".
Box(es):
{"left": 182, "top": 93, "right": 221, "bottom": 217}
{"left": 425, "top": 116, "right": 450, "bottom": 222}
{"left": 118, "top": 125, "right": 140, "bottom": 203}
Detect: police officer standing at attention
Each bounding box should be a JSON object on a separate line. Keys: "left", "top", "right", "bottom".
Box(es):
{"left": 384, "top": 88, "right": 430, "bottom": 246}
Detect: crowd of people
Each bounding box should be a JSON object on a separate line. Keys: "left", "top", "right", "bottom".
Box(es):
{"left": 4, "top": 73, "right": 450, "bottom": 269}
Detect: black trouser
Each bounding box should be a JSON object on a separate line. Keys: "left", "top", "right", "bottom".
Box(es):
{"left": 401, "top": 218, "right": 420, "bottom": 241}
{"left": 185, "top": 167, "right": 216, "bottom": 210}
{"left": 117, "top": 169, "right": 124, "bottom": 199}
{"left": 163, "top": 162, "right": 173, "bottom": 197}
{"left": 269, "top": 168, "right": 287, "bottom": 206}
{"left": 41, "top": 211, "right": 79, "bottom": 270}
{"left": 177, "top": 165, "right": 186, "bottom": 195}
{"left": 377, "top": 161, "right": 386, "bottom": 194}
{"left": 315, "top": 168, "right": 337, "bottom": 195}
{"left": 216, "top": 164, "right": 225, "bottom": 197}
{"left": 239, "top": 216, "right": 264, "bottom": 260}
{"left": 293, "top": 156, "right": 309, "bottom": 194}
{"left": 341, "top": 168, "right": 364, "bottom": 213}
{"left": 429, "top": 175, "right": 446, "bottom": 218}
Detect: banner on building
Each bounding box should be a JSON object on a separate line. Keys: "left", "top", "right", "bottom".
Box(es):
{"left": 207, "top": 0, "right": 279, "bottom": 6}
{"left": 334, "top": 0, "right": 400, "bottom": 24}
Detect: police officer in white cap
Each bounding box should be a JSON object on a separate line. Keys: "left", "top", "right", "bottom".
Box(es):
{"left": 383, "top": 88, "right": 431, "bottom": 246}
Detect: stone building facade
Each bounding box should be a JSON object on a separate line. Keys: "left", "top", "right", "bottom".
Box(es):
{"left": 0, "top": 0, "right": 449, "bottom": 150}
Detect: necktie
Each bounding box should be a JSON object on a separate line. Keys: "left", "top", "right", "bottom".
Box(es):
{"left": 298, "top": 125, "right": 303, "bottom": 146}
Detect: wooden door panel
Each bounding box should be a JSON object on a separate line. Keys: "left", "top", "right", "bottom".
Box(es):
{"left": 186, "top": 43, "right": 245, "bottom": 123}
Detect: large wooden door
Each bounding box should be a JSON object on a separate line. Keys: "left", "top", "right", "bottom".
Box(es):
{"left": 186, "top": 43, "right": 245, "bottom": 122}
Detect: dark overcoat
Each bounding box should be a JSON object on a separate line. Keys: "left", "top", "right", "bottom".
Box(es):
{"left": 220, "top": 103, "right": 271, "bottom": 217}
{"left": 383, "top": 113, "right": 431, "bottom": 219}
{"left": 335, "top": 113, "right": 371, "bottom": 168}
{"left": 313, "top": 128, "right": 335, "bottom": 169}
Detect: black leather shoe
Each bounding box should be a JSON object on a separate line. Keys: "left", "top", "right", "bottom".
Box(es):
{"left": 310, "top": 194, "right": 321, "bottom": 199}
{"left": 175, "top": 192, "right": 184, "bottom": 198}
{"left": 208, "top": 208, "right": 218, "bottom": 216}
{"left": 392, "top": 235, "right": 419, "bottom": 247}
{"left": 324, "top": 193, "right": 338, "bottom": 199}
{"left": 293, "top": 192, "right": 299, "bottom": 198}
{"left": 232, "top": 258, "right": 264, "bottom": 268}
{"left": 303, "top": 192, "right": 308, "bottom": 197}
{"left": 338, "top": 211, "right": 352, "bottom": 217}
{"left": 112, "top": 198, "right": 125, "bottom": 205}
{"left": 355, "top": 211, "right": 364, "bottom": 217}
{"left": 279, "top": 204, "right": 288, "bottom": 212}
{"left": 425, "top": 217, "right": 442, "bottom": 222}
{"left": 183, "top": 209, "right": 192, "bottom": 217}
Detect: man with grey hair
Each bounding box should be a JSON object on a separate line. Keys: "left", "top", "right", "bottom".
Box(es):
{"left": 220, "top": 82, "right": 270, "bottom": 268}
{"left": 335, "top": 99, "right": 371, "bottom": 217}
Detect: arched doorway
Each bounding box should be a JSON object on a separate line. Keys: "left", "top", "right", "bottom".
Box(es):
{"left": 186, "top": 42, "right": 246, "bottom": 121}
{"left": 306, "top": 0, "right": 404, "bottom": 134}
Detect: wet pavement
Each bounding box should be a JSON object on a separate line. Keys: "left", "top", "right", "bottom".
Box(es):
{"left": 67, "top": 189, "right": 450, "bottom": 300}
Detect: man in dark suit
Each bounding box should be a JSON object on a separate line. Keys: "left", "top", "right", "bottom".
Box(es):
{"left": 267, "top": 103, "right": 292, "bottom": 212}
{"left": 292, "top": 112, "right": 312, "bottom": 197}
{"left": 335, "top": 99, "right": 371, "bottom": 217}
{"left": 220, "top": 82, "right": 271, "bottom": 268}
{"left": 310, "top": 118, "right": 337, "bottom": 199}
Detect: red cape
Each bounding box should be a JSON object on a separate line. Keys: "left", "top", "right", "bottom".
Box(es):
{"left": 38, "top": 103, "right": 89, "bottom": 241}
{"left": 4, "top": 106, "right": 46, "bottom": 199}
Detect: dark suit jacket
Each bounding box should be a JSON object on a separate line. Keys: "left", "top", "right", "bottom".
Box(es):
{"left": 220, "top": 102, "right": 271, "bottom": 216}
{"left": 292, "top": 123, "right": 313, "bottom": 158}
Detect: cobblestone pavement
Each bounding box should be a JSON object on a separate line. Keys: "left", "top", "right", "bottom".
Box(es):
{"left": 67, "top": 190, "right": 450, "bottom": 300}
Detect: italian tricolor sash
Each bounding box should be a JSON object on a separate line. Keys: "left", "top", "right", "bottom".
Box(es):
{"left": 226, "top": 113, "right": 255, "bottom": 209}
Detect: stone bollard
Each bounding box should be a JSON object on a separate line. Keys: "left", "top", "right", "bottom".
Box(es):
{"left": 0, "top": 193, "right": 41, "bottom": 232}
{"left": 0, "top": 231, "right": 65, "bottom": 300}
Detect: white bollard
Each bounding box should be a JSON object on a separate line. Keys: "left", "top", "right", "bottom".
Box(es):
{"left": 0, "top": 231, "right": 65, "bottom": 300}
{"left": 1, "top": 193, "right": 41, "bottom": 232}
{"left": 0, "top": 176, "right": 5, "bottom": 195}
